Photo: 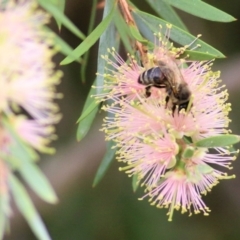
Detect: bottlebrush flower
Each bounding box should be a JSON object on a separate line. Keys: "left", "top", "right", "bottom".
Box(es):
{"left": 0, "top": 0, "right": 62, "bottom": 151}
{"left": 95, "top": 25, "right": 237, "bottom": 220}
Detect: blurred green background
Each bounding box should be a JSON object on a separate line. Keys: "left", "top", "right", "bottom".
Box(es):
{"left": 5, "top": 0, "right": 240, "bottom": 239}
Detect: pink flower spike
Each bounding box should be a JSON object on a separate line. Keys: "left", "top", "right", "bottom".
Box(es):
{"left": 95, "top": 24, "right": 238, "bottom": 220}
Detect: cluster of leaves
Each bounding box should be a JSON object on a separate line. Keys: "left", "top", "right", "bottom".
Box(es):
{"left": 1, "top": 0, "right": 237, "bottom": 240}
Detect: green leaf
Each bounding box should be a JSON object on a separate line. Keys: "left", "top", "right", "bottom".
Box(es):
{"left": 9, "top": 175, "right": 51, "bottom": 240}
{"left": 48, "top": 0, "right": 66, "bottom": 29}
{"left": 129, "top": 25, "right": 148, "bottom": 44}
{"left": 44, "top": 27, "right": 81, "bottom": 60}
{"left": 163, "top": 0, "right": 236, "bottom": 22}
{"left": 2, "top": 117, "right": 39, "bottom": 164}
{"left": 95, "top": 0, "right": 117, "bottom": 95}
{"left": 76, "top": 80, "right": 100, "bottom": 141}
{"left": 182, "top": 146, "right": 194, "bottom": 158}
{"left": 77, "top": 107, "right": 98, "bottom": 141}
{"left": 181, "top": 50, "right": 216, "bottom": 61}
{"left": 132, "top": 12, "right": 155, "bottom": 44}
{"left": 133, "top": 10, "right": 225, "bottom": 58}
{"left": 19, "top": 162, "right": 58, "bottom": 204}
{"left": 49, "top": 0, "right": 65, "bottom": 10}
{"left": 132, "top": 174, "right": 140, "bottom": 192}
{"left": 38, "top": 0, "right": 85, "bottom": 40}
{"left": 77, "top": 99, "right": 98, "bottom": 123}
{"left": 7, "top": 138, "right": 38, "bottom": 165}
{"left": 93, "top": 141, "right": 116, "bottom": 187}
{"left": 0, "top": 178, "right": 11, "bottom": 219}
{"left": 80, "top": 0, "right": 98, "bottom": 83}
{"left": 145, "top": 0, "right": 188, "bottom": 31}
{"left": 114, "top": 9, "right": 133, "bottom": 53}
{"left": 60, "top": 3, "right": 116, "bottom": 65}
{"left": 195, "top": 135, "right": 240, "bottom": 148}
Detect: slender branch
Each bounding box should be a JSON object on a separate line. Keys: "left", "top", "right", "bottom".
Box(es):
{"left": 118, "top": 0, "right": 148, "bottom": 66}
{"left": 118, "top": 0, "right": 134, "bottom": 25}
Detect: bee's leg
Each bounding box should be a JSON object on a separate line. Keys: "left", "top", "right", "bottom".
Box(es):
{"left": 178, "top": 102, "right": 189, "bottom": 113}
{"left": 154, "top": 85, "right": 166, "bottom": 89}
{"left": 145, "top": 85, "right": 166, "bottom": 98}
{"left": 172, "top": 104, "right": 176, "bottom": 115}
{"left": 165, "top": 95, "right": 170, "bottom": 109}
{"left": 145, "top": 86, "right": 151, "bottom": 97}
{"left": 139, "top": 59, "right": 144, "bottom": 67}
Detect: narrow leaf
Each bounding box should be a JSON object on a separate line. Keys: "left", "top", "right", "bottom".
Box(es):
{"left": 19, "top": 162, "right": 58, "bottom": 204}
{"left": 181, "top": 50, "right": 216, "bottom": 61}
{"left": 132, "top": 12, "right": 155, "bottom": 44}
{"left": 92, "top": 0, "right": 118, "bottom": 183}
{"left": 77, "top": 106, "right": 98, "bottom": 141}
{"left": 2, "top": 117, "right": 39, "bottom": 163}
{"left": 76, "top": 81, "right": 100, "bottom": 141}
{"left": 195, "top": 135, "right": 240, "bottom": 148}
{"left": 133, "top": 10, "right": 225, "bottom": 58}
{"left": 114, "top": 9, "right": 133, "bottom": 53}
{"left": 163, "top": 0, "right": 236, "bottom": 22}
{"left": 44, "top": 27, "right": 81, "bottom": 60}
{"left": 80, "top": 0, "right": 98, "bottom": 83}
{"left": 132, "top": 174, "right": 140, "bottom": 192}
{"left": 61, "top": 4, "right": 115, "bottom": 65}
{"left": 9, "top": 175, "right": 51, "bottom": 240}
{"left": 48, "top": 0, "right": 66, "bottom": 29}
{"left": 77, "top": 100, "right": 98, "bottom": 123}
{"left": 145, "top": 0, "right": 188, "bottom": 30}
{"left": 38, "top": 0, "right": 85, "bottom": 40}
{"left": 0, "top": 170, "right": 11, "bottom": 221}
{"left": 129, "top": 25, "right": 148, "bottom": 43}
{"left": 96, "top": 0, "right": 117, "bottom": 95}
{"left": 93, "top": 141, "right": 116, "bottom": 187}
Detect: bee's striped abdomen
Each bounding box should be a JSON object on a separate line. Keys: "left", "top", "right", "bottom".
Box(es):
{"left": 138, "top": 67, "right": 165, "bottom": 86}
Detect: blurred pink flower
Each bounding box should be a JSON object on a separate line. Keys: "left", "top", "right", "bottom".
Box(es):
{"left": 11, "top": 115, "right": 60, "bottom": 153}
{"left": 96, "top": 25, "right": 236, "bottom": 219}
{"left": 0, "top": 0, "right": 62, "bottom": 152}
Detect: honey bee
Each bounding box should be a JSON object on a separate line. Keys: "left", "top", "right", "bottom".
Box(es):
{"left": 138, "top": 60, "right": 191, "bottom": 113}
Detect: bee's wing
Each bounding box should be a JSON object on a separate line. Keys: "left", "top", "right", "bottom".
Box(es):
{"left": 159, "top": 65, "right": 176, "bottom": 87}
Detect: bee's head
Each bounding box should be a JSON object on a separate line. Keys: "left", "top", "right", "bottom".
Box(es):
{"left": 176, "top": 82, "right": 191, "bottom": 102}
